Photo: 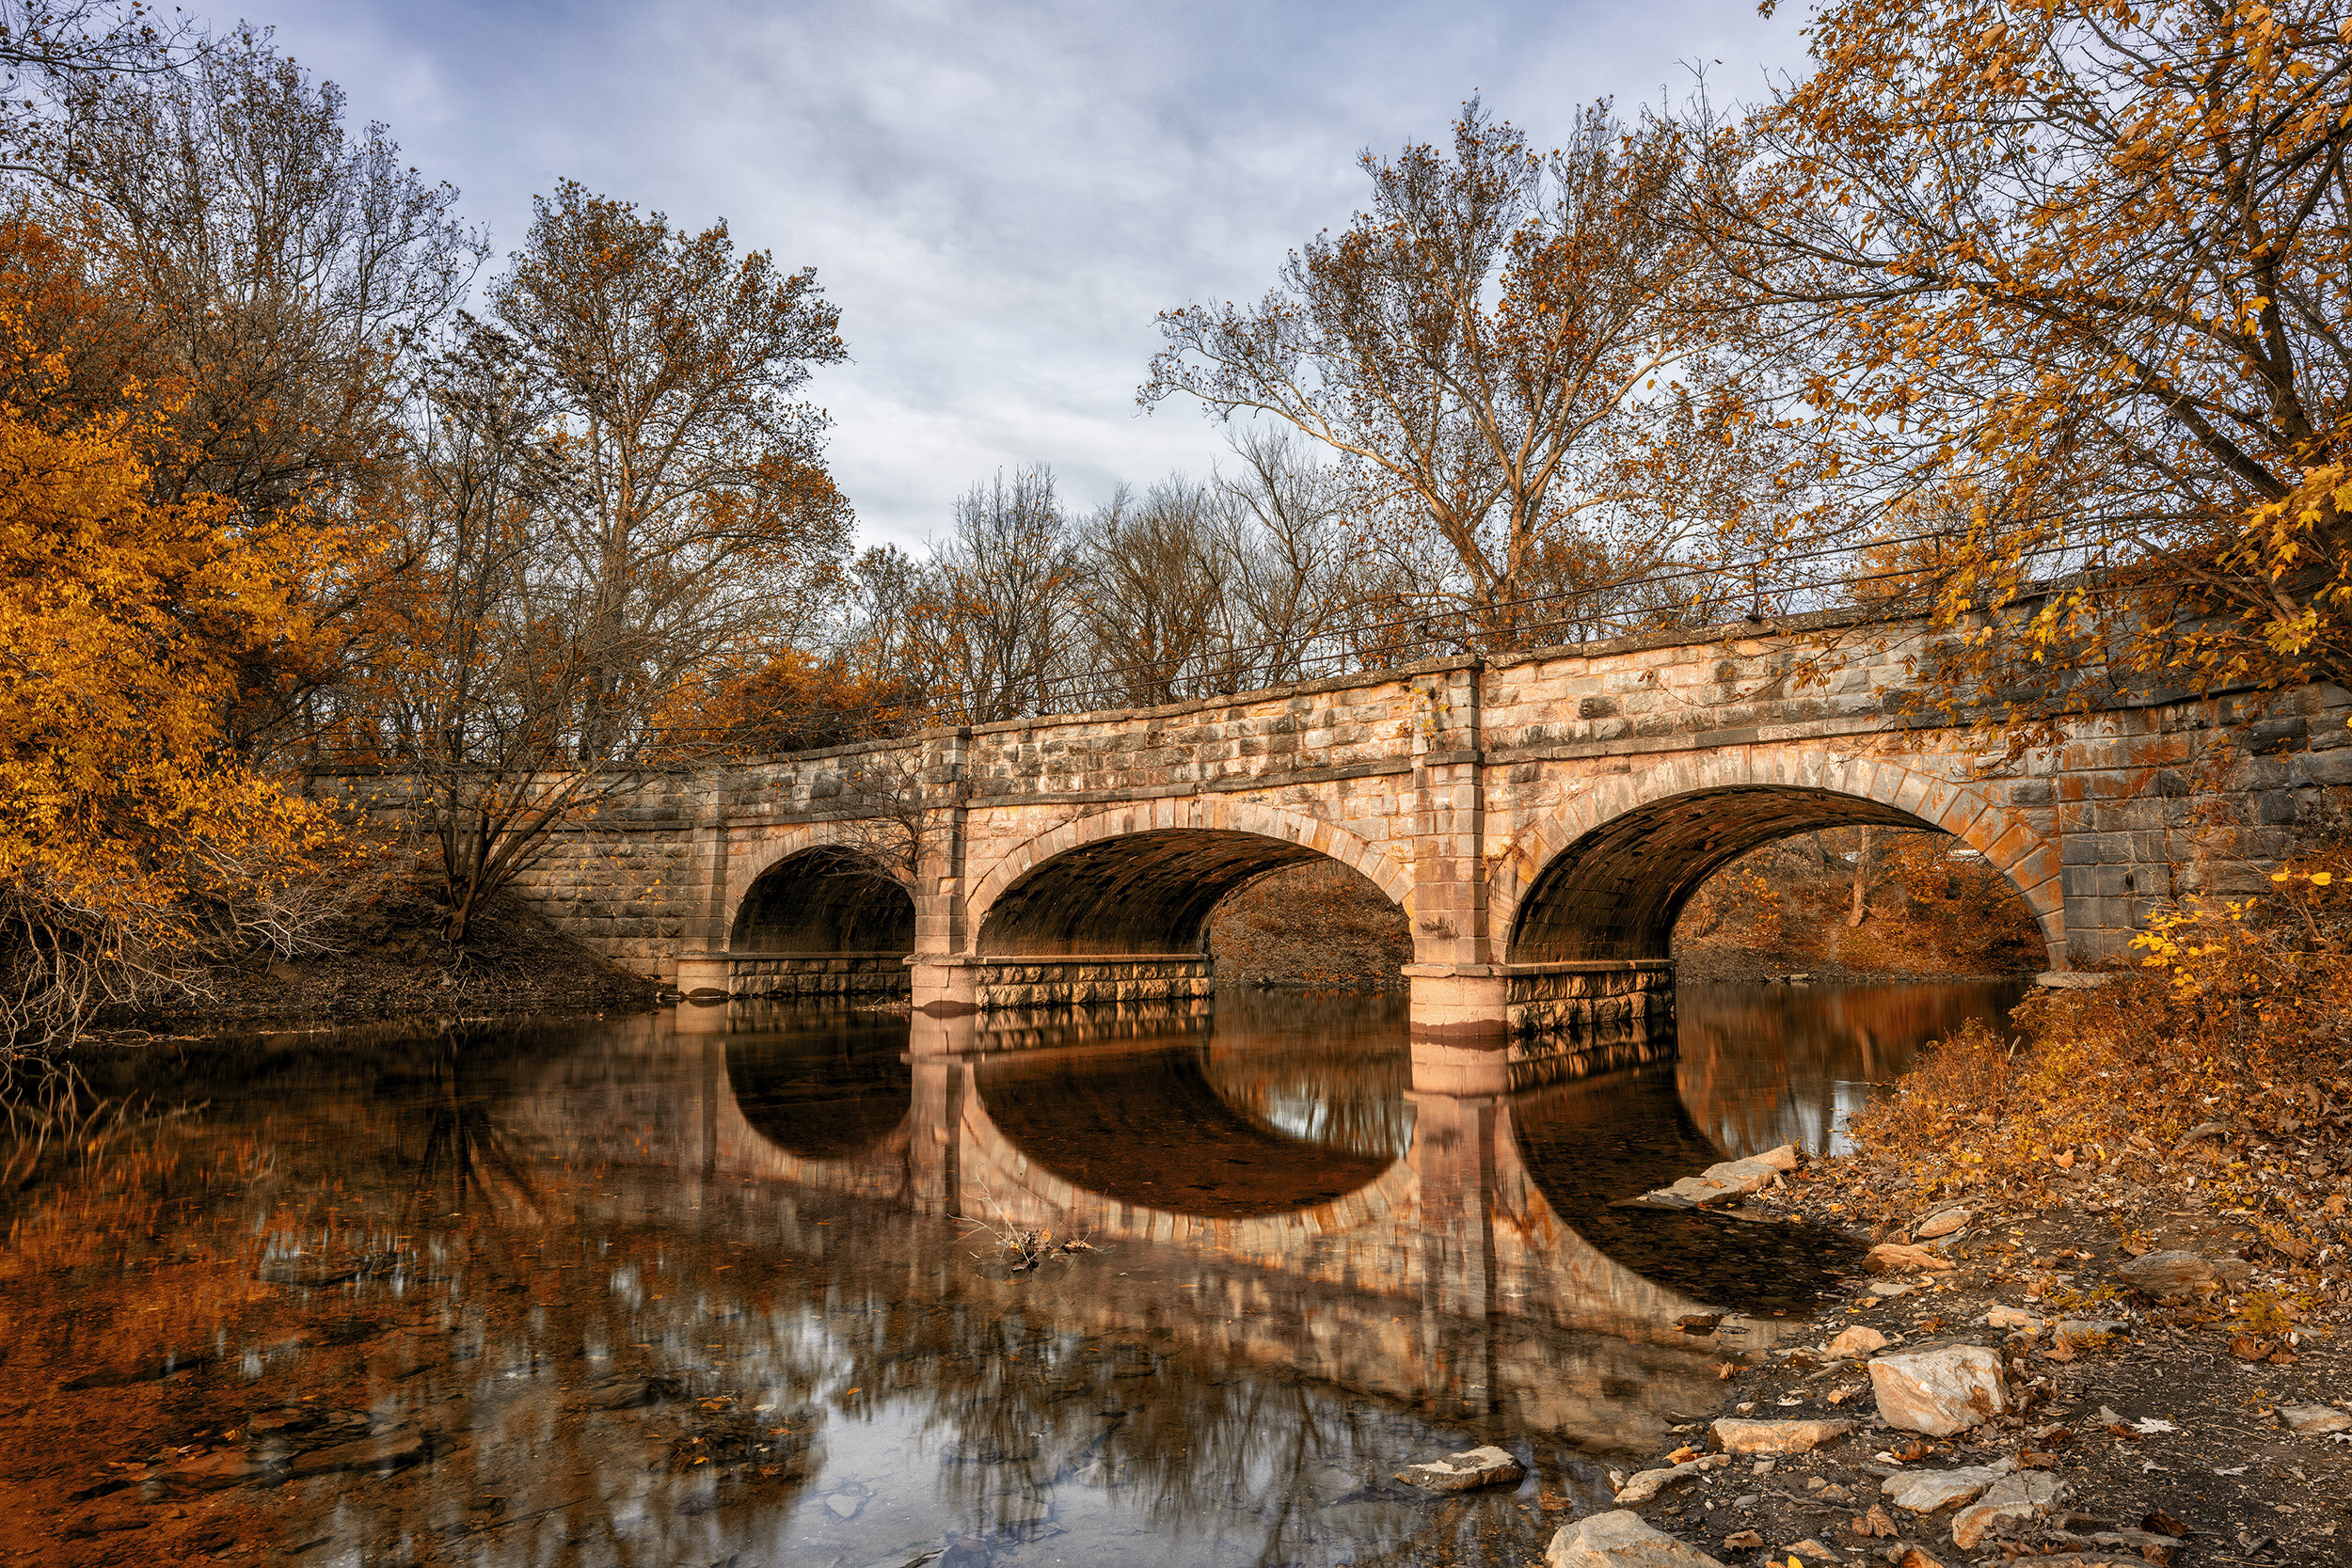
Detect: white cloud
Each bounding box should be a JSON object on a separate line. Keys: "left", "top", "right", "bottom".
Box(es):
{"left": 257, "top": 0, "right": 1807, "bottom": 551}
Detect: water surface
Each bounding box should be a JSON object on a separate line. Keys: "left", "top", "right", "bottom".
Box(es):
{"left": 0, "top": 980, "right": 2020, "bottom": 1567}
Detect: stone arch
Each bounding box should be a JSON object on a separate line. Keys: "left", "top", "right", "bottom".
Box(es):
{"left": 964, "top": 800, "right": 1411, "bottom": 958}
{"left": 1490, "top": 744, "right": 2065, "bottom": 967}
{"left": 726, "top": 826, "right": 914, "bottom": 954}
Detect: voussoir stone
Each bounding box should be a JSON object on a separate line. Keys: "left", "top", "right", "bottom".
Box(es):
{"left": 2278, "top": 1402, "right": 2352, "bottom": 1433}
{"left": 1825, "top": 1324, "right": 1888, "bottom": 1358}
{"left": 1546, "top": 1510, "right": 1728, "bottom": 1568}
{"left": 1869, "top": 1343, "right": 2008, "bottom": 1436}
{"left": 1395, "top": 1444, "right": 1525, "bottom": 1491}
{"left": 1882, "top": 1463, "right": 2008, "bottom": 1513}
{"left": 1708, "top": 1418, "right": 1851, "bottom": 1455}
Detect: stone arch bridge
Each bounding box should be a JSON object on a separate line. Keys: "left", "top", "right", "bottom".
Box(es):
{"left": 477, "top": 610, "right": 2345, "bottom": 1063}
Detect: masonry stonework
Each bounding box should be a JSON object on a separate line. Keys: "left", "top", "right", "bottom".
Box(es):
{"left": 363, "top": 611, "right": 2346, "bottom": 1060}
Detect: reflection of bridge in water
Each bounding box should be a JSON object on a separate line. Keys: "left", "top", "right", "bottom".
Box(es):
{"left": 494, "top": 990, "right": 2009, "bottom": 1452}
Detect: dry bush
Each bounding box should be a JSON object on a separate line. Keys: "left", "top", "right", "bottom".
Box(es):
{"left": 1839, "top": 835, "right": 2352, "bottom": 1300}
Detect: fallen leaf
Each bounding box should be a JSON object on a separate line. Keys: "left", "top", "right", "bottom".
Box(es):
{"left": 2043, "top": 1339, "right": 2076, "bottom": 1363}
{"left": 1850, "top": 1503, "right": 1899, "bottom": 1538}
{"left": 1723, "top": 1530, "right": 1763, "bottom": 1550}
{"left": 2053, "top": 1150, "right": 2075, "bottom": 1169}
{"left": 2019, "top": 1450, "right": 2061, "bottom": 1467}
{"left": 2133, "top": 1417, "right": 2181, "bottom": 1434}
{"left": 1715, "top": 1361, "right": 1740, "bottom": 1380}
{"left": 2143, "top": 1509, "right": 2191, "bottom": 1537}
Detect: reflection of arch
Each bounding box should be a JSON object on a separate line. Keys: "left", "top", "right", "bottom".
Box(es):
{"left": 968, "top": 802, "right": 1411, "bottom": 958}
{"left": 973, "top": 1049, "right": 1395, "bottom": 1218}
{"left": 1507, "top": 1065, "right": 1862, "bottom": 1313}
{"left": 724, "top": 1014, "right": 913, "bottom": 1161}
{"left": 1494, "top": 750, "right": 2063, "bottom": 964}
{"left": 731, "top": 846, "right": 914, "bottom": 954}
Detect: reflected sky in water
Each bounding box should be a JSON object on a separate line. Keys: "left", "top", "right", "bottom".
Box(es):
{"left": 0, "top": 981, "right": 2018, "bottom": 1567}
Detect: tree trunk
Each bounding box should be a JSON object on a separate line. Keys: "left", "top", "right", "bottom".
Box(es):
{"left": 1848, "top": 825, "right": 1870, "bottom": 927}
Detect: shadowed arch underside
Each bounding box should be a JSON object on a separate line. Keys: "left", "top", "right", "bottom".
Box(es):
{"left": 1511, "top": 784, "right": 1963, "bottom": 962}
{"left": 976, "top": 828, "right": 1396, "bottom": 957}
{"left": 732, "top": 847, "right": 914, "bottom": 953}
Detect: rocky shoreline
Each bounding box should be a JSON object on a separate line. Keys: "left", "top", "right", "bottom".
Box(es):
{"left": 1510, "top": 1142, "right": 2351, "bottom": 1566}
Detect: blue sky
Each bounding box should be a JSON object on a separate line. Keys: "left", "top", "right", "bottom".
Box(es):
{"left": 256, "top": 0, "right": 1808, "bottom": 552}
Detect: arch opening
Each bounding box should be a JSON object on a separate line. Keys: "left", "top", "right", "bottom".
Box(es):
{"left": 732, "top": 847, "right": 914, "bottom": 953}
{"left": 977, "top": 828, "right": 1399, "bottom": 958}
{"left": 1510, "top": 785, "right": 2009, "bottom": 963}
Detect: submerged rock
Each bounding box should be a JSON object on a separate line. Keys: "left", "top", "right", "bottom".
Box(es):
{"left": 1546, "top": 1510, "right": 1727, "bottom": 1568}
{"left": 1708, "top": 1417, "right": 1851, "bottom": 1454}
{"left": 1394, "top": 1444, "right": 1525, "bottom": 1492}
{"left": 1868, "top": 1343, "right": 2007, "bottom": 1436}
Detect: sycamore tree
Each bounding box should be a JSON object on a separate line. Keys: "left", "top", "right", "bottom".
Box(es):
{"left": 1704, "top": 0, "right": 2352, "bottom": 715}
{"left": 1144, "top": 99, "right": 1767, "bottom": 647}
{"left": 342, "top": 185, "right": 850, "bottom": 943}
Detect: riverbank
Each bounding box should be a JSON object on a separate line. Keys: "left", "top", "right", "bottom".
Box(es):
{"left": 100, "top": 886, "right": 664, "bottom": 1034}
{"left": 1564, "top": 959, "right": 2352, "bottom": 1565}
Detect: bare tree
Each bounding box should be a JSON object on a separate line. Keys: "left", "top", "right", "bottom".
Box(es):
{"left": 909, "top": 467, "right": 1081, "bottom": 724}
{"left": 1145, "top": 98, "right": 1724, "bottom": 641}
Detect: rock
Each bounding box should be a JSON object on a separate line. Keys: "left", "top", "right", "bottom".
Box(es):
{"left": 1882, "top": 1465, "right": 2007, "bottom": 1513}
{"left": 1914, "top": 1208, "right": 1970, "bottom": 1240}
{"left": 283, "top": 1429, "right": 423, "bottom": 1479}
{"left": 1656, "top": 1159, "right": 1783, "bottom": 1208}
{"left": 1785, "top": 1541, "right": 1843, "bottom": 1563}
{"left": 1395, "top": 1444, "right": 1526, "bottom": 1492}
{"left": 162, "top": 1449, "right": 268, "bottom": 1489}
{"left": 2116, "top": 1250, "right": 2224, "bottom": 1298}
{"left": 2173, "top": 1120, "right": 2230, "bottom": 1150}
{"left": 1825, "top": 1325, "right": 1888, "bottom": 1358}
{"left": 824, "top": 1493, "right": 863, "bottom": 1520}
{"left": 1950, "top": 1472, "right": 2071, "bottom": 1549}
{"left": 1984, "top": 1307, "right": 2041, "bottom": 1331}
{"left": 2033, "top": 971, "right": 2112, "bottom": 989}
{"left": 2278, "top": 1402, "right": 2352, "bottom": 1433}
{"left": 1613, "top": 1453, "right": 1729, "bottom": 1503}
{"left": 1869, "top": 1343, "right": 2008, "bottom": 1436}
{"left": 1752, "top": 1144, "right": 1802, "bottom": 1173}
{"left": 1867, "top": 1280, "right": 1916, "bottom": 1297}
{"left": 2051, "top": 1319, "right": 2125, "bottom": 1350}
{"left": 1708, "top": 1418, "right": 1851, "bottom": 1454}
{"left": 1546, "top": 1510, "right": 1729, "bottom": 1568}
{"left": 1865, "top": 1243, "right": 1955, "bottom": 1275}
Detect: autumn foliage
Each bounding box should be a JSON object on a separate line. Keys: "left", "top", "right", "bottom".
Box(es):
{"left": 0, "top": 230, "right": 348, "bottom": 1044}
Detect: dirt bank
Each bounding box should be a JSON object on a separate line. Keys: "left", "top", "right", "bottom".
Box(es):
{"left": 103, "top": 885, "right": 663, "bottom": 1034}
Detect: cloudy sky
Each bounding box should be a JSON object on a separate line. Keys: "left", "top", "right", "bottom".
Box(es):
{"left": 257, "top": 0, "right": 1810, "bottom": 554}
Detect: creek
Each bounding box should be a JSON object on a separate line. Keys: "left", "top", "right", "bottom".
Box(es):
{"left": 1, "top": 980, "right": 2022, "bottom": 1567}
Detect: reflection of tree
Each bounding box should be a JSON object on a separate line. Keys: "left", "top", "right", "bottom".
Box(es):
{"left": 1674, "top": 982, "right": 2026, "bottom": 1158}
{"left": 1203, "top": 1037, "right": 1415, "bottom": 1162}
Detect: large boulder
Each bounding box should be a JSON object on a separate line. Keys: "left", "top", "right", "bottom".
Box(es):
{"left": 1950, "top": 1472, "right": 2071, "bottom": 1549}
{"left": 1882, "top": 1462, "right": 2011, "bottom": 1513}
{"left": 1869, "top": 1343, "right": 2008, "bottom": 1436}
{"left": 1547, "top": 1511, "right": 1728, "bottom": 1568}
{"left": 2116, "top": 1250, "right": 2248, "bottom": 1298}
{"left": 1395, "top": 1444, "right": 1525, "bottom": 1491}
